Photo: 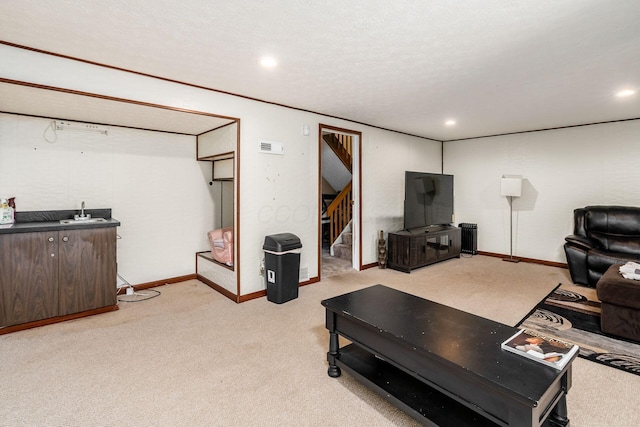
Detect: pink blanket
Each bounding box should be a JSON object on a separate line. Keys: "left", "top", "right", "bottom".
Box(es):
{"left": 207, "top": 227, "right": 233, "bottom": 266}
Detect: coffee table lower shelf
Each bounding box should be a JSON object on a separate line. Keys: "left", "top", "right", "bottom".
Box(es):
{"left": 336, "top": 344, "right": 559, "bottom": 427}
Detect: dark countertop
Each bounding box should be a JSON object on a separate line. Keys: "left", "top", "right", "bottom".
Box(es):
{"left": 0, "top": 209, "right": 120, "bottom": 234}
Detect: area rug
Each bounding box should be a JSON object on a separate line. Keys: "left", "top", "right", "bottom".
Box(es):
{"left": 517, "top": 283, "right": 640, "bottom": 377}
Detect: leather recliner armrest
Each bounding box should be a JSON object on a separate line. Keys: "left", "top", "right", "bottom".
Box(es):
{"left": 564, "top": 234, "right": 595, "bottom": 251}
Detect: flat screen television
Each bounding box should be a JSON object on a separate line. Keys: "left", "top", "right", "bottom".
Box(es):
{"left": 403, "top": 171, "right": 454, "bottom": 230}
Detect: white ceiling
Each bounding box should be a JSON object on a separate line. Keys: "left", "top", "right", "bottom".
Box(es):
{"left": 1, "top": 0, "right": 639, "bottom": 140}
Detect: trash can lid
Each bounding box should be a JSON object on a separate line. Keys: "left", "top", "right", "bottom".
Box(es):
{"left": 263, "top": 233, "right": 302, "bottom": 252}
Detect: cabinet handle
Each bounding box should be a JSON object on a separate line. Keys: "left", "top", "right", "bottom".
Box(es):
{"left": 48, "top": 237, "right": 54, "bottom": 242}
{"left": 51, "top": 253, "right": 55, "bottom": 257}
{"left": 62, "top": 236, "right": 69, "bottom": 242}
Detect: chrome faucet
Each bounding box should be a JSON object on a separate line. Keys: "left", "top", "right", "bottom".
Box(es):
{"left": 74, "top": 201, "right": 91, "bottom": 220}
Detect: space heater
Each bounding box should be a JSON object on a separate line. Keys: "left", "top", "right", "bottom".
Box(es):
{"left": 459, "top": 223, "right": 478, "bottom": 255}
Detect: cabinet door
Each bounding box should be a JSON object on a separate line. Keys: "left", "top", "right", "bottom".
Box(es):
{"left": 58, "top": 228, "right": 117, "bottom": 316}
{"left": 0, "top": 232, "right": 59, "bottom": 326}
{"left": 388, "top": 234, "right": 412, "bottom": 270}
{"left": 408, "top": 235, "right": 425, "bottom": 267}
{"left": 434, "top": 229, "right": 461, "bottom": 261}
{"left": 424, "top": 235, "right": 439, "bottom": 263}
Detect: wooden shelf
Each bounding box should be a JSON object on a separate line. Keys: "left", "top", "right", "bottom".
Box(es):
{"left": 336, "top": 344, "right": 498, "bottom": 427}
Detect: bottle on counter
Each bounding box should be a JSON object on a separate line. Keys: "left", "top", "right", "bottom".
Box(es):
{"left": 0, "top": 198, "right": 15, "bottom": 225}
{"left": 8, "top": 197, "right": 15, "bottom": 220}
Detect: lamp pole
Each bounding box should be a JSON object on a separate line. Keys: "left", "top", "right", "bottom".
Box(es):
{"left": 501, "top": 175, "right": 522, "bottom": 263}
{"left": 504, "top": 195, "right": 520, "bottom": 263}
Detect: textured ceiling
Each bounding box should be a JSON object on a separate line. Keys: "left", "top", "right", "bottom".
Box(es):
{"left": 1, "top": 0, "right": 639, "bottom": 140}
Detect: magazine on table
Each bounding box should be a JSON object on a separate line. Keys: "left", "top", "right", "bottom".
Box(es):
{"left": 501, "top": 329, "right": 579, "bottom": 370}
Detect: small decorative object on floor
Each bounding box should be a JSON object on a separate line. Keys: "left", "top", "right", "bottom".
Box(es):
{"left": 377, "top": 230, "right": 387, "bottom": 269}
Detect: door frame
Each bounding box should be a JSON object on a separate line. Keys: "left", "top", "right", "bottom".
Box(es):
{"left": 318, "top": 124, "right": 363, "bottom": 279}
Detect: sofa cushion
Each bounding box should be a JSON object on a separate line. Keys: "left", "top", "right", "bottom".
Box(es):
{"left": 588, "top": 248, "right": 640, "bottom": 273}
{"left": 588, "top": 232, "right": 640, "bottom": 254}
{"left": 585, "top": 206, "right": 640, "bottom": 235}
{"left": 585, "top": 206, "right": 640, "bottom": 254}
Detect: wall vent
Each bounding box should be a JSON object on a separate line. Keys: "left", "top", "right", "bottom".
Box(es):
{"left": 299, "top": 266, "right": 309, "bottom": 281}
{"left": 258, "top": 140, "right": 284, "bottom": 155}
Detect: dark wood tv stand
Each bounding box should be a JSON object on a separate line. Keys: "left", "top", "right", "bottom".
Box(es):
{"left": 387, "top": 225, "right": 461, "bottom": 272}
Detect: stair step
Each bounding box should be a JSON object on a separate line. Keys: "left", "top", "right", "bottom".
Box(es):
{"left": 333, "top": 243, "right": 352, "bottom": 261}
{"left": 342, "top": 232, "right": 352, "bottom": 245}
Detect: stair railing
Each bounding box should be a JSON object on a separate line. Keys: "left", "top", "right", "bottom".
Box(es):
{"left": 323, "top": 133, "right": 352, "bottom": 173}
{"left": 336, "top": 134, "right": 352, "bottom": 159}
{"left": 326, "top": 181, "right": 352, "bottom": 244}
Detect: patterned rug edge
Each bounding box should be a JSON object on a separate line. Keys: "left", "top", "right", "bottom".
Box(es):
{"left": 516, "top": 283, "right": 640, "bottom": 377}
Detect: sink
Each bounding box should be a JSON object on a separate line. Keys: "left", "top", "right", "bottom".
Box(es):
{"left": 59, "top": 218, "right": 107, "bottom": 225}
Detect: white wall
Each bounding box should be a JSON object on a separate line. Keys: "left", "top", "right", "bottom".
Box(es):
{"left": 0, "top": 43, "right": 443, "bottom": 296}
{"left": 445, "top": 120, "right": 640, "bottom": 263}
{"left": 12, "top": 41, "right": 634, "bottom": 293}
{"left": 362, "top": 129, "right": 442, "bottom": 262}
{"left": 239, "top": 109, "right": 320, "bottom": 293}
{"left": 0, "top": 113, "right": 213, "bottom": 284}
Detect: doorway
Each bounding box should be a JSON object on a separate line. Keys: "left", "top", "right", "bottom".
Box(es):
{"left": 319, "top": 124, "right": 362, "bottom": 279}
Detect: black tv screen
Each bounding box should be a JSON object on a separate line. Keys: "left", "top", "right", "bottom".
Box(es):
{"left": 403, "top": 171, "right": 454, "bottom": 230}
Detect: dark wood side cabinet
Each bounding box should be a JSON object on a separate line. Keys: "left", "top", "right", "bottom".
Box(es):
{"left": 0, "top": 231, "right": 59, "bottom": 326}
{"left": 58, "top": 227, "right": 117, "bottom": 316}
{"left": 387, "top": 226, "right": 461, "bottom": 273}
{"left": 0, "top": 228, "right": 117, "bottom": 327}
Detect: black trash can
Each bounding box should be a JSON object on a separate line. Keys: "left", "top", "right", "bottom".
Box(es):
{"left": 263, "top": 233, "right": 302, "bottom": 304}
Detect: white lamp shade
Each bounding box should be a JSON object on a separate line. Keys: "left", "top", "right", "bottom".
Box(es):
{"left": 501, "top": 175, "right": 522, "bottom": 197}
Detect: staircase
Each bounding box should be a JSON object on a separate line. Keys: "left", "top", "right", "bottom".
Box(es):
{"left": 332, "top": 225, "right": 352, "bottom": 261}
{"left": 325, "top": 181, "right": 352, "bottom": 245}
{"left": 323, "top": 133, "right": 352, "bottom": 173}
{"left": 322, "top": 132, "right": 354, "bottom": 262}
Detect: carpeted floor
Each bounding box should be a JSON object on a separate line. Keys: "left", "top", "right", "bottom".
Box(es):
{"left": 321, "top": 247, "right": 353, "bottom": 278}
{"left": 1, "top": 255, "right": 639, "bottom": 426}
{"left": 518, "top": 283, "right": 640, "bottom": 377}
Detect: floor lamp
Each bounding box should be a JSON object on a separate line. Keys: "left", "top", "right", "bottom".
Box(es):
{"left": 501, "top": 175, "right": 522, "bottom": 263}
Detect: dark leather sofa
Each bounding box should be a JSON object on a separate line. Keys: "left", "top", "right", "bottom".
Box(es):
{"left": 564, "top": 206, "right": 640, "bottom": 287}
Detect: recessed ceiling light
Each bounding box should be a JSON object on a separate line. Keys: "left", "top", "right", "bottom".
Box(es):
{"left": 444, "top": 120, "right": 456, "bottom": 126}
{"left": 260, "top": 56, "right": 278, "bottom": 68}
{"left": 616, "top": 89, "right": 637, "bottom": 97}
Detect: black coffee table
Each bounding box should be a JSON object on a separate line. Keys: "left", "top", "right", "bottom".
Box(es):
{"left": 321, "top": 285, "right": 574, "bottom": 427}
